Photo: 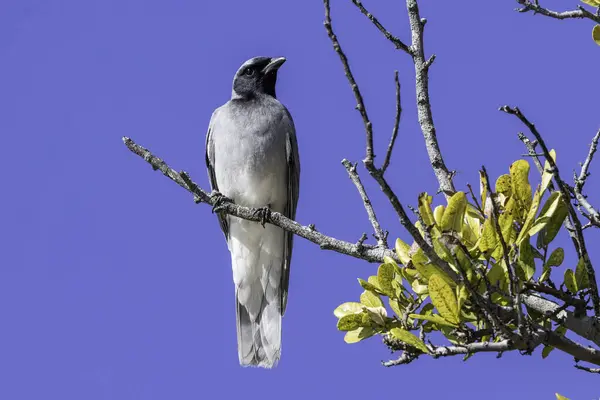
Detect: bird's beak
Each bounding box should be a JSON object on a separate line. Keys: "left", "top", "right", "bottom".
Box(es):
{"left": 262, "top": 57, "right": 286, "bottom": 75}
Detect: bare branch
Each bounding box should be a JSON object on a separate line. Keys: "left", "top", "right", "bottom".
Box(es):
{"left": 515, "top": 1, "right": 600, "bottom": 24}
{"left": 350, "top": 0, "right": 412, "bottom": 54}
{"left": 381, "top": 71, "right": 401, "bottom": 174}
{"left": 122, "top": 137, "right": 397, "bottom": 264}
{"left": 342, "top": 159, "right": 388, "bottom": 247}
{"left": 323, "top": 0, "right": 458, "bottom": 281}
{"left": 574, "top": 364, "right": 600, "bottom": 374}
{"left": 501, "top": 105, "right": 600, "bottom": 317}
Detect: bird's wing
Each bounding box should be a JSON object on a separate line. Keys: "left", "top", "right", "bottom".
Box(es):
{"left": 281, "top": 108, "right": 300, "bottom": 315}
{"left": 205, "top": 108, "right": 229, "bottom": 238}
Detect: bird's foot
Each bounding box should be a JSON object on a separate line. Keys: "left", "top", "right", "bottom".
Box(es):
{"left": 253, "top": 205, "right": 272, "bottom": 228}
{"left": 210, "top": 191, "right": 232, "bottom": 213}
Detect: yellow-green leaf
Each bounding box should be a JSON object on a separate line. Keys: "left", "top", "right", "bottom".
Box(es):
{"left": 479, "top": 170, "right": 488, "bottom": 210}
{"left": 593, "top": 25, "right": 600, "bottom": 46}
{"left": 479, "top": 218, "right": 497, "bottom": 254}
{"left": 433, "top": 205, "right": 445, "bottom": 226}
{"left": 344, "top": 327, "right": 376, "bottom": 344}
{"left": 517, "top": 236, "right": 535, "bottom": 281}
{"left": 564, "top": 269, "right": 577, "bottom": 293}
{"left": 582, "top": 0, "right": 600, "bottom": 6}
{"left": 409, "top": 313, "right": 459, "bottom": 328}
{"left": 457, "top": 285, "right": 469, "bottom": 312}
{"left": 555, "top": 393, "right": 570, "bottom": 400}
{"left": 360, "top": 290, "right": 384, "bottom": 308}
{"left": 378, "top": 263, "right": 395, "bottom": 295}
{"left": 334, "top": 302, "right": 363, "bottom": 318}
{"left": 495, "top": 174, "right": 512, "bottom": 197}
{"left": 545, "top": 247, "right": 564, "bottom": 268}
{"left": 418, "top": 192, "right": 436, "bottom": 227}
{"left": 364, "top": 306, "right": 387, "bottom": 326}
{"left": 510, "top": 159, "right": 532, "bottom": 219}
{"left": 516, "top": 186, "right": 541, "bottom": 245}
{"left": 540, "top": 150, "right": 556, "bottom": 195}
{"left": 539, "top": 267, "right": 551, "bottom": 283}
{"left": 538, "top": 195, "right": 568, "bottom": 247}
{"left": 529, "top": 192, "right": 561, "bottom": 236}
{"left": 390, "top": 328, "right": 430, "bottom": 353}
{"left": 428, "top": 274, "right": 460, "bottom": 325}
{"left": 441, "top": 192, "right": 467, "bottom": 233}
{"left": 395, "top": 238, "right": 411, "bottom": 266}
{"left": 358, "top": 278, "right": 380, "bottom": 293}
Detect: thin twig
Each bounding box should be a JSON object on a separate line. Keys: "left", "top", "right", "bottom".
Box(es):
{"left": 381, "top": 71, "right": 401, "bottom": 174}
{"left": 481, "top": 166, "right": 524, "bottom": 338}
{"left": 342, "top": 159, "right": 388, "bottom": 248}
{"left": 324, "top": 0, "right": 374, "bottom": 166}
{"left": 351, "top": 0, "right": 412, "bottom": 54}
{"left": 501, "top": 106, "right": 600, "bottom": 317}
{"left": 515, "top": 1, "right": 600, "bottom": 23}
{"left": 574, "top": 364, "right": 600, "bottom": 374}
{"left": 573, "top": 130, "right": 600, "bottom": 228}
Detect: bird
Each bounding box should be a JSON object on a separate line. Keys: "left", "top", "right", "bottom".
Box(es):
{"left": 204, "top": 56, "right": 300, "bottom": 368}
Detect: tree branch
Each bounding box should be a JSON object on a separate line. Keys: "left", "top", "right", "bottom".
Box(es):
{"left": 349, "top": 0, "right": 456, "bottom": 195}
{"left": 122, "top": 137, "right": 397, "bottom": 263}
{"left": 515, "top": 1, "right": 600, "bottom": 24}
{"left": 500, "top": 106, "right": 600, "bottom": 317}
{"left": 573, "top": 130, "right": 600, "bottom": 228}
{"left": 342, "top": 159, "right": 388, "bottom": 247}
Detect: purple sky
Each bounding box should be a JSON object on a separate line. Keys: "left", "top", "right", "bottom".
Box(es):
{"left": 1, "top": 0, "right": 599, "bottom": 398}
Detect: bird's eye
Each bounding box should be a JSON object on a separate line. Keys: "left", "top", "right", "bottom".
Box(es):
{"left": 244, "top": 68, "right": 255, "bottom": 76}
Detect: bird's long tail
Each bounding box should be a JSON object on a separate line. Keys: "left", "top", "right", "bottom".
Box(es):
{"left": 229, "top": 219, "right": 284, "bottom": 368}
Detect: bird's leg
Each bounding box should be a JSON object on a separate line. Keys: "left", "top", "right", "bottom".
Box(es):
{"left": 253, "top": 204, "right": 272, "bottom": 228}
{"left": 210, "top": 190, "right": 233, "bottom": 213}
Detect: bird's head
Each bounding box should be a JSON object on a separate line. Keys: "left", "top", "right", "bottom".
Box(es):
{"left": 231, "top": 56, "right": 286, "bottom": 100}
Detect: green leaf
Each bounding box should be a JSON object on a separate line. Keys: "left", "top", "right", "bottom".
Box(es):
{"left": 545, "top": 247, "right": 564, "bottom": 268}
{"left": 395, "top": 238, "right": 411, "bottom": 266}
{"left": 378, "top": 263, "right": 395, "bottom": 295}
{"left": 337, "top": 313, "right": 366, "bottom": 331}
{"left": 540, "top": 150, "right": 556, "bottom": 195}
{"left": 441, "top": 191, "right": 467, "bottom": 232}
{"left": 541, "top": 345, "right": 554, "bottom": 359}
{"left": 434, "top": 205, "right": 445, "bottom": 226}
{"left": 390, "top": 328, "right": 430, "bottom": 353}
{"left": 593, "top": 25, "right": 600, "bottom": 46}
{"left": 344, "top": 327, "right": 376, "bottom": 344}
{"left": 479, "top": 170, "right": 488, "bottom": 210}
{"left": 479, "top": 219, "right": 497, "bottom": 254}
{"left": 564, "top": 269, "right": 577, "bottom": 293}
{"left": 360, "top": 290, "right": 384, "bottom": 308}
{"left": 517, "top": 236, "right": 535, "bottom": 281}
{"left": 495, "top": 174, "right": 512, "bottom": 197}
{"left": 333, "top": 302, "right": 363, "bottom": 318}
{"left": 510, "top": 159, "right": 532, "bottom": 219}
{"left": 575, "top": 257, "right": 590, "bottom": 290}
{"left": 364, "top": 306, "right": 387, "bottom": 326}
{"left": 538, "top": 197, "right": 568, "bottom": 247}
{"left": 409, "top": 313, "right": 459, "bottom": 328}
{"left": 389, "top": 298, "right": 404, "bottom": 317}
{"left": 456, "top": 285, "right": 469, "bottom": 313}
{"left": 428, "top": 274, "right": 460, "bottom": 325}
{"left": 555, "top": 394, "right": 570, "bottom": 400}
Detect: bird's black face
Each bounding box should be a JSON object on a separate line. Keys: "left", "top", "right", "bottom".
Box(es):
{"left": 232, "top": 56, "right": 286, "bottom": 99}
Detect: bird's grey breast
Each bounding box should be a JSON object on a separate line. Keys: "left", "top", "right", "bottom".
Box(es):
{"left": 212, "top": 97, "right": 289, "bottom": 207}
